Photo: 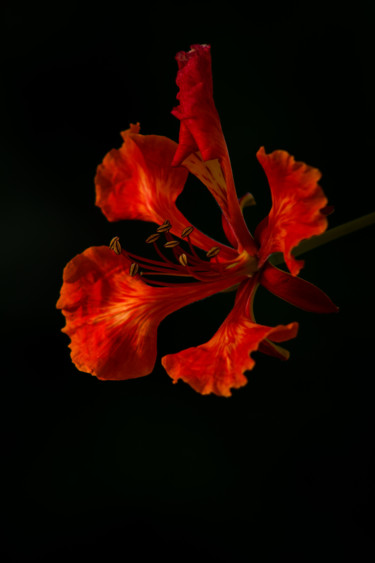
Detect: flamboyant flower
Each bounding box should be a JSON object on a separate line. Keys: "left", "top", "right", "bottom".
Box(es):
{"left": 57, "top": 44, "right": 337, "bottom": 397}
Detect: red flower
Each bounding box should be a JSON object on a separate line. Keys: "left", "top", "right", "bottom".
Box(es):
{"left": 57, "top": 44, "right": 337, "bottom": 397}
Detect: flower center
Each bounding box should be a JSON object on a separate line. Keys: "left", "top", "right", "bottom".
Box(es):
{"left": 109, "top": 220, "right": 258, "bottom": 288}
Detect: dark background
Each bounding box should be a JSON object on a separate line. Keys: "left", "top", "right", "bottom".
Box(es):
{"left": 2, "top": 2, "right": 375, "bottom": 561}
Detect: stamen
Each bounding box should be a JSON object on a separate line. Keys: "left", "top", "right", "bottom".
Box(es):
{"left": 146, "top": 233, "right": 161, "bottom": 244}
{"left": 156, "top": 220, "right": 172, "bottom": 233}
{"left": 109, "top": 236, "right": 122, "bottom": 255}
{"left": 152, "top": 240, "right": 177, "bottom": 265}
{"left": 181, "top": 226, "right": 194, "bottom": 238}
{"left": 164, "top": 240, "right": 180, "bottom": 249}
{"left": 129, "top": 262, "right": 139, "bottom": 276}
{"left": 126, "top": 250, "right": 180, "bottom": 271}
{"left": 206, "top": 246, "right": 221, "bottom": 258}
{"left": 108, "top": 224, "right": 245, "bottom": 289}
{"left": 179, "top": 253, "right": 188, "bottom": 267}
{"left": 183, "top": 266, "right": 224, "bottom": 283}
{"left": 185, "top": 233, "right": 199, "bottom": 258}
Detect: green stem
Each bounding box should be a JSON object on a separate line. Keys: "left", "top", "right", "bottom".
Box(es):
{"left": 270, "top": 211, "right": 375, "bottom": 266}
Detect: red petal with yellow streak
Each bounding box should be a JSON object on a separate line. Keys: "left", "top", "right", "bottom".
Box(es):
{"left": 260, "top": 262, "right": 338, "bottom": 313}
{"left": 96, "top": 123, "right": 187, "bottom": 223}
{"left": 57, "top": 246, "right": 240, "bottom": 380}
{"left": 162, "top": 280, "right": 299, "bottom": 397}
{"left": 95, "top": 123, "right": 236, "bottom": 260}
{"left": 255, "top": 147, "right": 329, "bottom": 276}
{"left": 171, "top": 45, "right": 257, "bottom": 254}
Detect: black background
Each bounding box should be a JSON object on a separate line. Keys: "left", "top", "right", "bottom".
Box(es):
{"left": 2, "top": 2, "right": 375, "bottom": 561}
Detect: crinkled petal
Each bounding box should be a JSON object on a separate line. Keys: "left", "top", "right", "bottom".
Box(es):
{"left": 255, "top": 147, "right": 329, "bottom": 276}
{"left": 162, "top": 279, "right": 299, "bottom": 397}
{"left": 260, "top": 262, "right": 338, "bottom": 313}
{"left": 95, "top": 123, "right": 236, "bottom": 259}
{"left": 171, "top": 45, "right": 257, "bottom": 254}
{"left": 56, "top": 246, "right": 239, "bottom": 380}
{"left": 95, "top": 123, "right": 185, "bottom": 223}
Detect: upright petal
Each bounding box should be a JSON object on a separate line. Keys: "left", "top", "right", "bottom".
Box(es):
{"left": 162, "top": 279, "right": 299, "bottom": 397}
{"left": 171, "top": 44, "right": 226, "bottom": 165}
{"left": 95, "top": 123, "right": 236, "bottom": 259}
{"left": 57, "top": 246, "right": 240, "bottom": 380}
{"left": 255, "top": 147, "right": 328, "bottom": 276}
{"left": 171, "top": 45, "right": 257, "bottom": 254}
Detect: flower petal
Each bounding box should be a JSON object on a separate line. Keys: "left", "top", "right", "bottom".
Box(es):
{"left": 95, "top": 123, "right": 186, "bottom": 223}
{"left": 255, "top": 147, "right": 329, "bottom": 276}
{"left": 57, "top": 246, "right": 240, "bottom": 380}
{"left": 171, "top": 45, "right": 257, "bottom": 254}
{"left": 181, "top": 152, "right": 258, "bottom": 253}
{"left": 95, "top": 123, "right": 236, "bottom": 259}
{"left": 182, "top": 153, "right": 229, "bottom": 217}
{"left": 171, "top": 45, "right": 227, "bottom": 165}
{"left": 221, "top": 193, "right": 257, "bottom": 247}
{"left": 260, "top": 262, "right": 339, "bottom": 313}
{"left": 162, "top": 280, "right": 299, "bottom": 397}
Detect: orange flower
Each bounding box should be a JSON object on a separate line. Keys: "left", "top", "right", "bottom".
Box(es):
{"left": 57, "top": 44, "right": 337, "bottom": 397}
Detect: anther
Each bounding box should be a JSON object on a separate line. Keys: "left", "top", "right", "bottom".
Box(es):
{"left": 156, "top": 220, "right": 172, "bottom": 233}
{"left": 179, "top": 253, "right": 188, "bottom": 267}
{"left": 181, "top": 226, "right": 194, "bottom": 238}
{"left": 129, "top": 263, "right": 139, "bottom": 276}
{"left": 164, "top": 240, "right": 180, "bottom": 248}
{"left": 109, "top": 236, "right": 122, "bottom": 255}
{"left": 206, "top": 246, "right": 221, "bottom": 258}
{"left": 145, "top": 233, "right": 161, "bottom": 244}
